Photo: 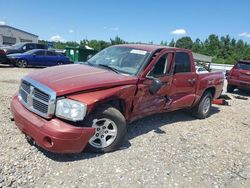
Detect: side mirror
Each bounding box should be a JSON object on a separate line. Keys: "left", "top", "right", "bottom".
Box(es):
{"left": 32, "top": 54, "right": 36, "bottom": 57}
{"left": 87, "top": 54, "right": 93, "bottom": 60}
{"left": 149, "top": 78, "right": 162, "bottom": 95}
{"left": 22, "top": 46, "right": 27, "bottom": 51}
{"left": 225, "top": 70, "right": 229, "bottom": 77}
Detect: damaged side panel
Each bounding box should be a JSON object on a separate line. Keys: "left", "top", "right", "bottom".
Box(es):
{"left": 67, "top": 85, "right": 137, "bottom": 119}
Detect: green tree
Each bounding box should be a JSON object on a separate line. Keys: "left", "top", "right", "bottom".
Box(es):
{"left": 192, "top": 38, "right": 203, "bottom": 53}
{"left": 176, "top": 37, "right": 193, "bottom": 49}
{"left": 110, "top": 36, "right": 126, "bottom": 45}
{"left": 168, "top": 39, "right": 175, "bottom": 47}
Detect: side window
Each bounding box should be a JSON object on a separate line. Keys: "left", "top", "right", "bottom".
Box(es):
{"left": 27, "top": 43, "right": 36, "bottom": 50}
{"left": 37, "top": 44, "right": 46, "bottom": 49}
{"left": 46, "top": 51, "right": 56, "bottom": 56}
{"left": 174, "top": 52, "right": 191, "bottom": 73}
{"left": 34, "top": 51, "right": 45, "bottom": 56}
{"left": 149, "top": 53, "right": 169, "bottom": 77}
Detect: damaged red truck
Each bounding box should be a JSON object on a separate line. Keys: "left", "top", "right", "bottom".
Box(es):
{"left": 11, "top": 44, "right": 224, "bottom": 153}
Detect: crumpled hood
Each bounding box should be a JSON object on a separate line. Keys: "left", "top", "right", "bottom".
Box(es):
{"left": 26, "top": 64, "right": 138, "bottom": 96}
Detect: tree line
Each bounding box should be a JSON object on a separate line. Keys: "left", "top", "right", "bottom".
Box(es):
{"left": 39, "top": 34, "right": 250, "bottom": 64}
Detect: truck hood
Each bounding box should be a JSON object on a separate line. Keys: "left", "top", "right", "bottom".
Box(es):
{"left": 26, "top": 64, "right": 138, "bottom": 96}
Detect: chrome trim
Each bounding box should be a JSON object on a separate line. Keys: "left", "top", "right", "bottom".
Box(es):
{"left": 18, "top": 76, "right": 57, "bottom": 119}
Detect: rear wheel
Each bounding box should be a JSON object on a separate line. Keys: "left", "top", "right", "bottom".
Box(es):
{"left": 85, "top": 105, "right": 127, "bottom": 153}
{"left": 191, "top": 92, "right": 212, "bottom": 119}
{"left": 17, "top": 60, "right": 28, "bottom": 68}
{"left": 227, "top": 84, "right": 236, "bottom": 93}
{"left": 57, "top": 61, "right": 63, "bottom": 65}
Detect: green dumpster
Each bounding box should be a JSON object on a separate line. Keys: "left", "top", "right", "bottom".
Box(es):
{"left": 65, "top": 47, "right": 97, "bottom": 63}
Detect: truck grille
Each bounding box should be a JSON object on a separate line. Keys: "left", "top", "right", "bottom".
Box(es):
{"left": 18, "top": 77, "right": 56, "bottom": 119}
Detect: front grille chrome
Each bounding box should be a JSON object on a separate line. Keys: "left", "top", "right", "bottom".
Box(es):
{"left": 18, "top": 77, "right": 56, "bottom": 119}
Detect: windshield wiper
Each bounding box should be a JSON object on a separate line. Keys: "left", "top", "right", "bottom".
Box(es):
{"left": 97, "top": 64, "right": 120, "bottom": 74}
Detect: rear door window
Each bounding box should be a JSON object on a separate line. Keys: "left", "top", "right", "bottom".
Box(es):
{"left": 36, "top": 44, "right": 46, "bottom": 49}
{"left": 46, "top": 51, "right": 57, "bottom": 56}
{"left": 174, "top": 52, "right": 191, "bottom": 73}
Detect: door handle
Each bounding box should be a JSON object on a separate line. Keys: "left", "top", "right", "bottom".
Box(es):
{"left": 188, "top": 78, "right": 196, "bottom": 85}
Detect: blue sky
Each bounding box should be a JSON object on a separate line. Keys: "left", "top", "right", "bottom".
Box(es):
{"left": 0, "top": 0, "right": 250, "bottom": 43}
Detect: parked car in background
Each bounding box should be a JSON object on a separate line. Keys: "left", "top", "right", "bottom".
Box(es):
{"left": 196, "top": 66, "right": 209, "bottom": 73}
{"left": 8, "top": 49, "right": 71, "bottom": 67}
{"left": 11, "top": 44, "right": 224, "bottom": 154}
{"left": 227, "top": 60, "right": 250, "bottom": 92}
{"left": 0, "top": 42, "right": 47, "bottom": 64}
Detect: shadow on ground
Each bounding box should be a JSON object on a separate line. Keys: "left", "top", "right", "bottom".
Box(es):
{"left": 230, "top": 89, "right": 250, "bottom": 97}
{"left": 38, "top": 106, "right": 220, "bottom": 162}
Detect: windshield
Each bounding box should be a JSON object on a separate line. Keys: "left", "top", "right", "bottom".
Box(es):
{"left": 11, "top": 43, "right": 24, "bottom": 49}
{"left": 88, "top": 46, "right": 150, "bottom": 75}
{"left": 236, "top": 62, "right": 250, "bottom": 70}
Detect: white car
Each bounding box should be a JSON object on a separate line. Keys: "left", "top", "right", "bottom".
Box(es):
{"left": 196, "top": 66, "right": 209, "bottom": 73}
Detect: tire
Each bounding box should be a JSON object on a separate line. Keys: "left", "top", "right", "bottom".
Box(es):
{"left": 57, "top": 61, "right": 63, "bottom": 65}
{"left": 85, "top": 105, "right": 127, "bottom": 153}
{"left": 191, "top": 92, "right": 212, "bottom": 119}
{"left": 227, "top": 84, "right": 236, "bottom": 93}
{"left": 17, "top": 60, "right": 28, "bottom": 68}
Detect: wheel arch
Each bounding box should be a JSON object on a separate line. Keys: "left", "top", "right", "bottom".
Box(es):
{"left": 89, "top": 97, "right": 126, "bottom": 117}
{"left": 203, "top": 87, "right": 216, "bottom": 98}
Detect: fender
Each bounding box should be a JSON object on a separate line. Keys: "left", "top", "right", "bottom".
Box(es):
{"left": 67, "top": 85, "right": 137, "bottom": 119}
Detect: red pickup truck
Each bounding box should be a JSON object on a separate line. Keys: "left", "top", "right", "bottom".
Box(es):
{"left": 227, "top": 60, "right": 250, "bottom": 92}
{"left": 11, "top": 44, "right": 224, "bottom": 153}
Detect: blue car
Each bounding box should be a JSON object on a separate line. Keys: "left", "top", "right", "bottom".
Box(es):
{"left": 7, "top": 49, "right": 71, "bottom": 68}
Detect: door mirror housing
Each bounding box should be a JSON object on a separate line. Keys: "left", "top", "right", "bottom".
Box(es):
{"left": 87, "top": 54, "right": 93, "bottom": 60}
{"left": 149, "top": 77, "right": 162, "bottom": 95}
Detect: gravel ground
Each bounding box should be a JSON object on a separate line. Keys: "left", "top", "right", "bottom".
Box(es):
{"left": 0, "top": 66, "right": 250, "bottom": 188}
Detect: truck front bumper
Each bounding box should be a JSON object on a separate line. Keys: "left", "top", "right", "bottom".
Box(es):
{"left": 11, "top": 95, "right": 95, "bottom": 153}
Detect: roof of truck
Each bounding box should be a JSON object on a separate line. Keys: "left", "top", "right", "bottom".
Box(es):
{"left": 115, "top": 43, "right": 182, "bottom": 52}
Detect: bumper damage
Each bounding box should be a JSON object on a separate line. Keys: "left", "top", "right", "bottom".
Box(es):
{"left": 11, "top": 95, "right": 95, "bottom": 153}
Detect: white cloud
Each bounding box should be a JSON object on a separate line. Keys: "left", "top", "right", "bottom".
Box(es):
{"left": 0, "top": 21, "right": 6, "bottom": 25}
{"left": 50, "top": 35, "right": 65, "bottom": 42}
{"left": 69, "top": 29, "right": 74, "bottom": 33}
{"left": 171, "top": 29, "right": 186, "bottom": 35}
{"left": 239, "top": 32, "right": 250, "bottom": 38}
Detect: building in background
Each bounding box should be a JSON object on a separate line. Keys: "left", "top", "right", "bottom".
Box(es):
{"left": 0, "top": 25, "right": 38, "bottom": 46}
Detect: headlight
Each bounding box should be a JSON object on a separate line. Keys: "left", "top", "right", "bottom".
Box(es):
{"left": 55, "top": 98, "right": 87, "bottom": 121}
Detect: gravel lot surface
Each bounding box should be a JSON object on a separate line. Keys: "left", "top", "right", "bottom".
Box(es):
{"left": 0, "top": 66, "right": 250, "bottom": 188}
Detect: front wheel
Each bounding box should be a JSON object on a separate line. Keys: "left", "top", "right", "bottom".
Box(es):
{"left": 17, "top": 60, "right": 28, "bottom": 68}
{"left": 57, "top": 61, "right": 63, "bottom": 65}
{"left": 191, "top": 92, "right": 212, "bottom": 119}
{"left": 227, "top": 84, "right": 236, "bottom": 93}
{"left": 85, "top": 105, "right": 127, "bottom": 153}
